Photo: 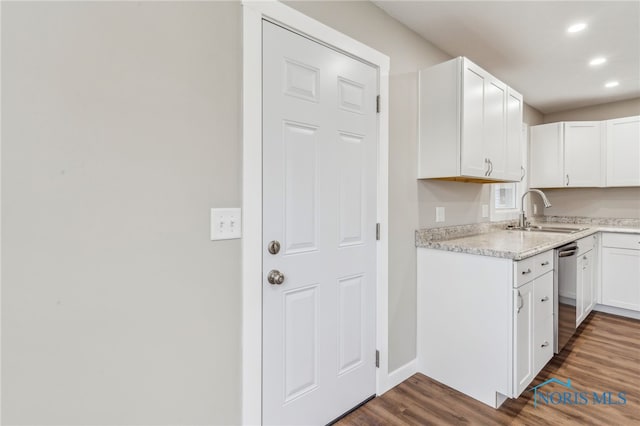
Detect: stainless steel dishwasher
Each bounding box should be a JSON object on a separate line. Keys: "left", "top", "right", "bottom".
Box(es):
{"left": 555, "top": 242, "right": 578, "bottom": 353}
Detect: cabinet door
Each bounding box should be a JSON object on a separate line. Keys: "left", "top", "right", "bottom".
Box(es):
{"left": 602, "top": 247, "right": 640, "bottom": 311}
{"left": 583, "top": 250, "right": 595, "bottom": 316}
{"left": 533, "top": 272, "right": 554, "bottom": 375}
{"left": 530, "top": 123, "right": 564, "bottom": 188}
{"left": 606, "top": 116, "right": 640, "bottom": 187}
{"left": 461, "top": 61, "right": 488, "bottom": 178}
{"left": 576, "top": 250, "right": 594, "bottom": 326}
{"left": 513, "top": 282, "right": 534, "bottom": 397}
{"left": 505, "top": 88, "right": 524, "bottom": 181}
{"left": 564, "top": 122, "right": 603, "bottom": 187}
{"left": 484, "top": 76, "right": 507, "bottom": 179}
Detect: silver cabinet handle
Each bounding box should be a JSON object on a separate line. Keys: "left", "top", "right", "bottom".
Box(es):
{"left": 517, "top": 290, "right": 523, "bottom": 314}
{"left": 566, "top": 174, "right": 570, "bottom": 186}
{"left": 541, "top": 341, "right": 550, "bottom": 348}
{"left": 267, "top": 270, "right": 285, "bottom": 285}
{"left": 520, "top": 166, "right": 526, "bottom": 181}
{"left": 488, "top": 159, "right": 493, "bottom": 176}
{"left": 540, "top": 296, "right": 549, "bottom": 302}
{"left": 541, "top": 261, "right": 550, "bottom": 266}
{"left": 521, "top": 268, "right": 532, "bottom": 275}
{"left": 484, "top": 158, "right": 490, "bottom": 176}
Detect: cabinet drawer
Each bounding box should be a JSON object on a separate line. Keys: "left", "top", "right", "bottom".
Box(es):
{"left": 534, "top": 251, "right": 554, "bottom": 277}
{"left": 602, "top": 233, "right": 640, "bottom": 250}
{"left": 577, "top": 234, "right": 596, "bottom": 255}
{"left": 534, "top": 272, "right": 554, "bottom": 320}
{"left": 534, "top": 316, "right": 554, "bottom": 375}
{"left": 515, "top": 257, "right": 535, "bottom": 287}
{"left": 515, "top": 251, "right": 554, "bottom": 287}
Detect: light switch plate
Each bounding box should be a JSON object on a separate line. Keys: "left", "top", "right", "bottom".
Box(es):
{"left": 211, "top": 208, "right": 242, "bottom": 240}
{"left": 436, "top": 207, "right": 445, "bottom": 223}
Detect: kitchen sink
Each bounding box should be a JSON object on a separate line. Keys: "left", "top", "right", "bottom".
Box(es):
{"left": 507, "top": 225, "right": 590, "bottom": 234}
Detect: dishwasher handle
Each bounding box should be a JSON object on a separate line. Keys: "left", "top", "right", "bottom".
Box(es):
{"left": 558, "top": 247, "right": 578, "bottom": 257}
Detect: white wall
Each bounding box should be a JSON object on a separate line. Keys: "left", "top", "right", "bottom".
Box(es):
{"left": 2, "top": 2, "right": 242, "bottom": 424}
{"left": 544, "top": 97, "right": 640, "bottom": 123}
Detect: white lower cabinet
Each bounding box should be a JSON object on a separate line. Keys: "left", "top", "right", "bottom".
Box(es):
{"left": 576, "top": 235, "right": 597, "bottom": 326}
{"left": 513, "top": 281, "right": 533, "bottom": 396}
{"left": 417, "top": 248, "right": 554, "bottom": 408}
{"left": 513, "top": 266, "right": 553, "bottom": 397}
{"left": 601, "top": 233, "right": 640, "bottom": 311}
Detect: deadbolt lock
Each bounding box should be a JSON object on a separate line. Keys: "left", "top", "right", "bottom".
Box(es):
{"left": 268, "top": 240, "right": 281, "bottom": 255}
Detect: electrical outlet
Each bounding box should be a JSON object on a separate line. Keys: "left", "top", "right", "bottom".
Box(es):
{"left": 211, "top": 208, "right": 242, "bottom": 240}
{"left": 436, "top": 207, "right": 445, "bottom": 223}
{"left": 482, "top": 204, "right": 489, "bottom": 218}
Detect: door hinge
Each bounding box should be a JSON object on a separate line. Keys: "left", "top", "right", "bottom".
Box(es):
{"left": 376, "top": 223, "right": 380, "bottom": 241}
{"left": 375, "top": 350, "right": 380, "bottom": 368}
{"left": 376, "top": 95, "right": 380, "bottom": 113}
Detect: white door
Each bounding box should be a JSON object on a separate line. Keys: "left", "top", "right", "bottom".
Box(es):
{"left": 262, "top": 21, "right": 378, "bottom": 426}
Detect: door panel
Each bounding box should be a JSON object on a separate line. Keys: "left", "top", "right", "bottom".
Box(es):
{"left": 284, "top": 285, "right": 319, "bottom": 402}
{"left": 337, "top": 275, "right": 364, "bottom": 374}
{"left": 283, "top": 121, "right": 319, "bottom": 254}
{"left": 262, "top": 21, "right": 377, "bottom": 426}
{"left": 338, "top": 132, "right": 365, "bottom": 247}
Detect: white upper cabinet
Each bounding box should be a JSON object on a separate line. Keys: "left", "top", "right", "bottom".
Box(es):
{"left": 564, "top": 121, "right": 604, "bottom": 187}
{"left": 418, "top": 57, "right": 520, "bottom": 182}
{"left": 530, "top": 123, "right": 564, "bottom": 188}
{"left": 606, "top": 116, "right": 640, "bottom": 187}
{"left": 506, "top": 88, "right": 524, "bottom": 182}
{"left": 529, "top": 121, "right": 604, "bottom": 188}
{"left": 531, "top": 116, "right": 639, "bottom": 189}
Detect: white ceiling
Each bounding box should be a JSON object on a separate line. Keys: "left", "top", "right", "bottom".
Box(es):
{"left": 373, "top": 1, "right": 640, "bottom": 114}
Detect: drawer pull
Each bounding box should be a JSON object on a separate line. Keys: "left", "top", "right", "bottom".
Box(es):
{"left": 540, "top": 296, "right": 549, "bottom": 302}
{"left": 541, "top": 341, "right": 550, "bottom": 348}
{"left": 540, "top": 261, "right": 550, "bottom": 266}
{"left": 521, "top": 268, "right": 532, "bottom": 275}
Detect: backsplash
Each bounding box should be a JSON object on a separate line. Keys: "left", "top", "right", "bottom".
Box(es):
{"left": 539, "top": 215, "right": 640, "bottom": 227}
{"left": 415, "top": 219, "right": 517, "bottom": 245}
{"left": 532, "top": 187, "right": 640, "bottom": 220}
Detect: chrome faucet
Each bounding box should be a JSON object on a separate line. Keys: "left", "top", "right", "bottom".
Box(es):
{"left": 520, "top": 189, "right": 552, "bottom": 228}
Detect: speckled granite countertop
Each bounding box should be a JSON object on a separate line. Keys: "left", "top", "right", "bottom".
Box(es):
{"left": 416, "top": 217, "right": 640, "bottom": 260}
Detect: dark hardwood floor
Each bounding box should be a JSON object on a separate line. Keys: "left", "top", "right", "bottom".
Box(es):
{"left": 337, "top": 311, "right": 640, "bottom": 425}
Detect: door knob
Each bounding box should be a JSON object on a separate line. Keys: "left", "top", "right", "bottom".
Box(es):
{"left": 267, "top": 270, "right": 285, "bottom": 285}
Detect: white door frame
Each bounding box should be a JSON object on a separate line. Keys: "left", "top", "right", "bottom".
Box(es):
{"left": 241, "top": 1, "right": 390, "bottom": 424}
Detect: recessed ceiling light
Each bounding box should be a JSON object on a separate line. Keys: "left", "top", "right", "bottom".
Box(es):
{"left": 605, "top": 81, "right": 619, "bottom": 88}
{"left": 567, "top": 23, "right": 587, "bottom": 33}
{"left": 589, "top": 57, "right": 607, "bottom": 66}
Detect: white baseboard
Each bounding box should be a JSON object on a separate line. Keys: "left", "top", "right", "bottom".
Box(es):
{"left": 593, "top": 304, "right": 640, "bottom": 320}
{"left": 381, "top": 359, "right": 417, "bottom": 395}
